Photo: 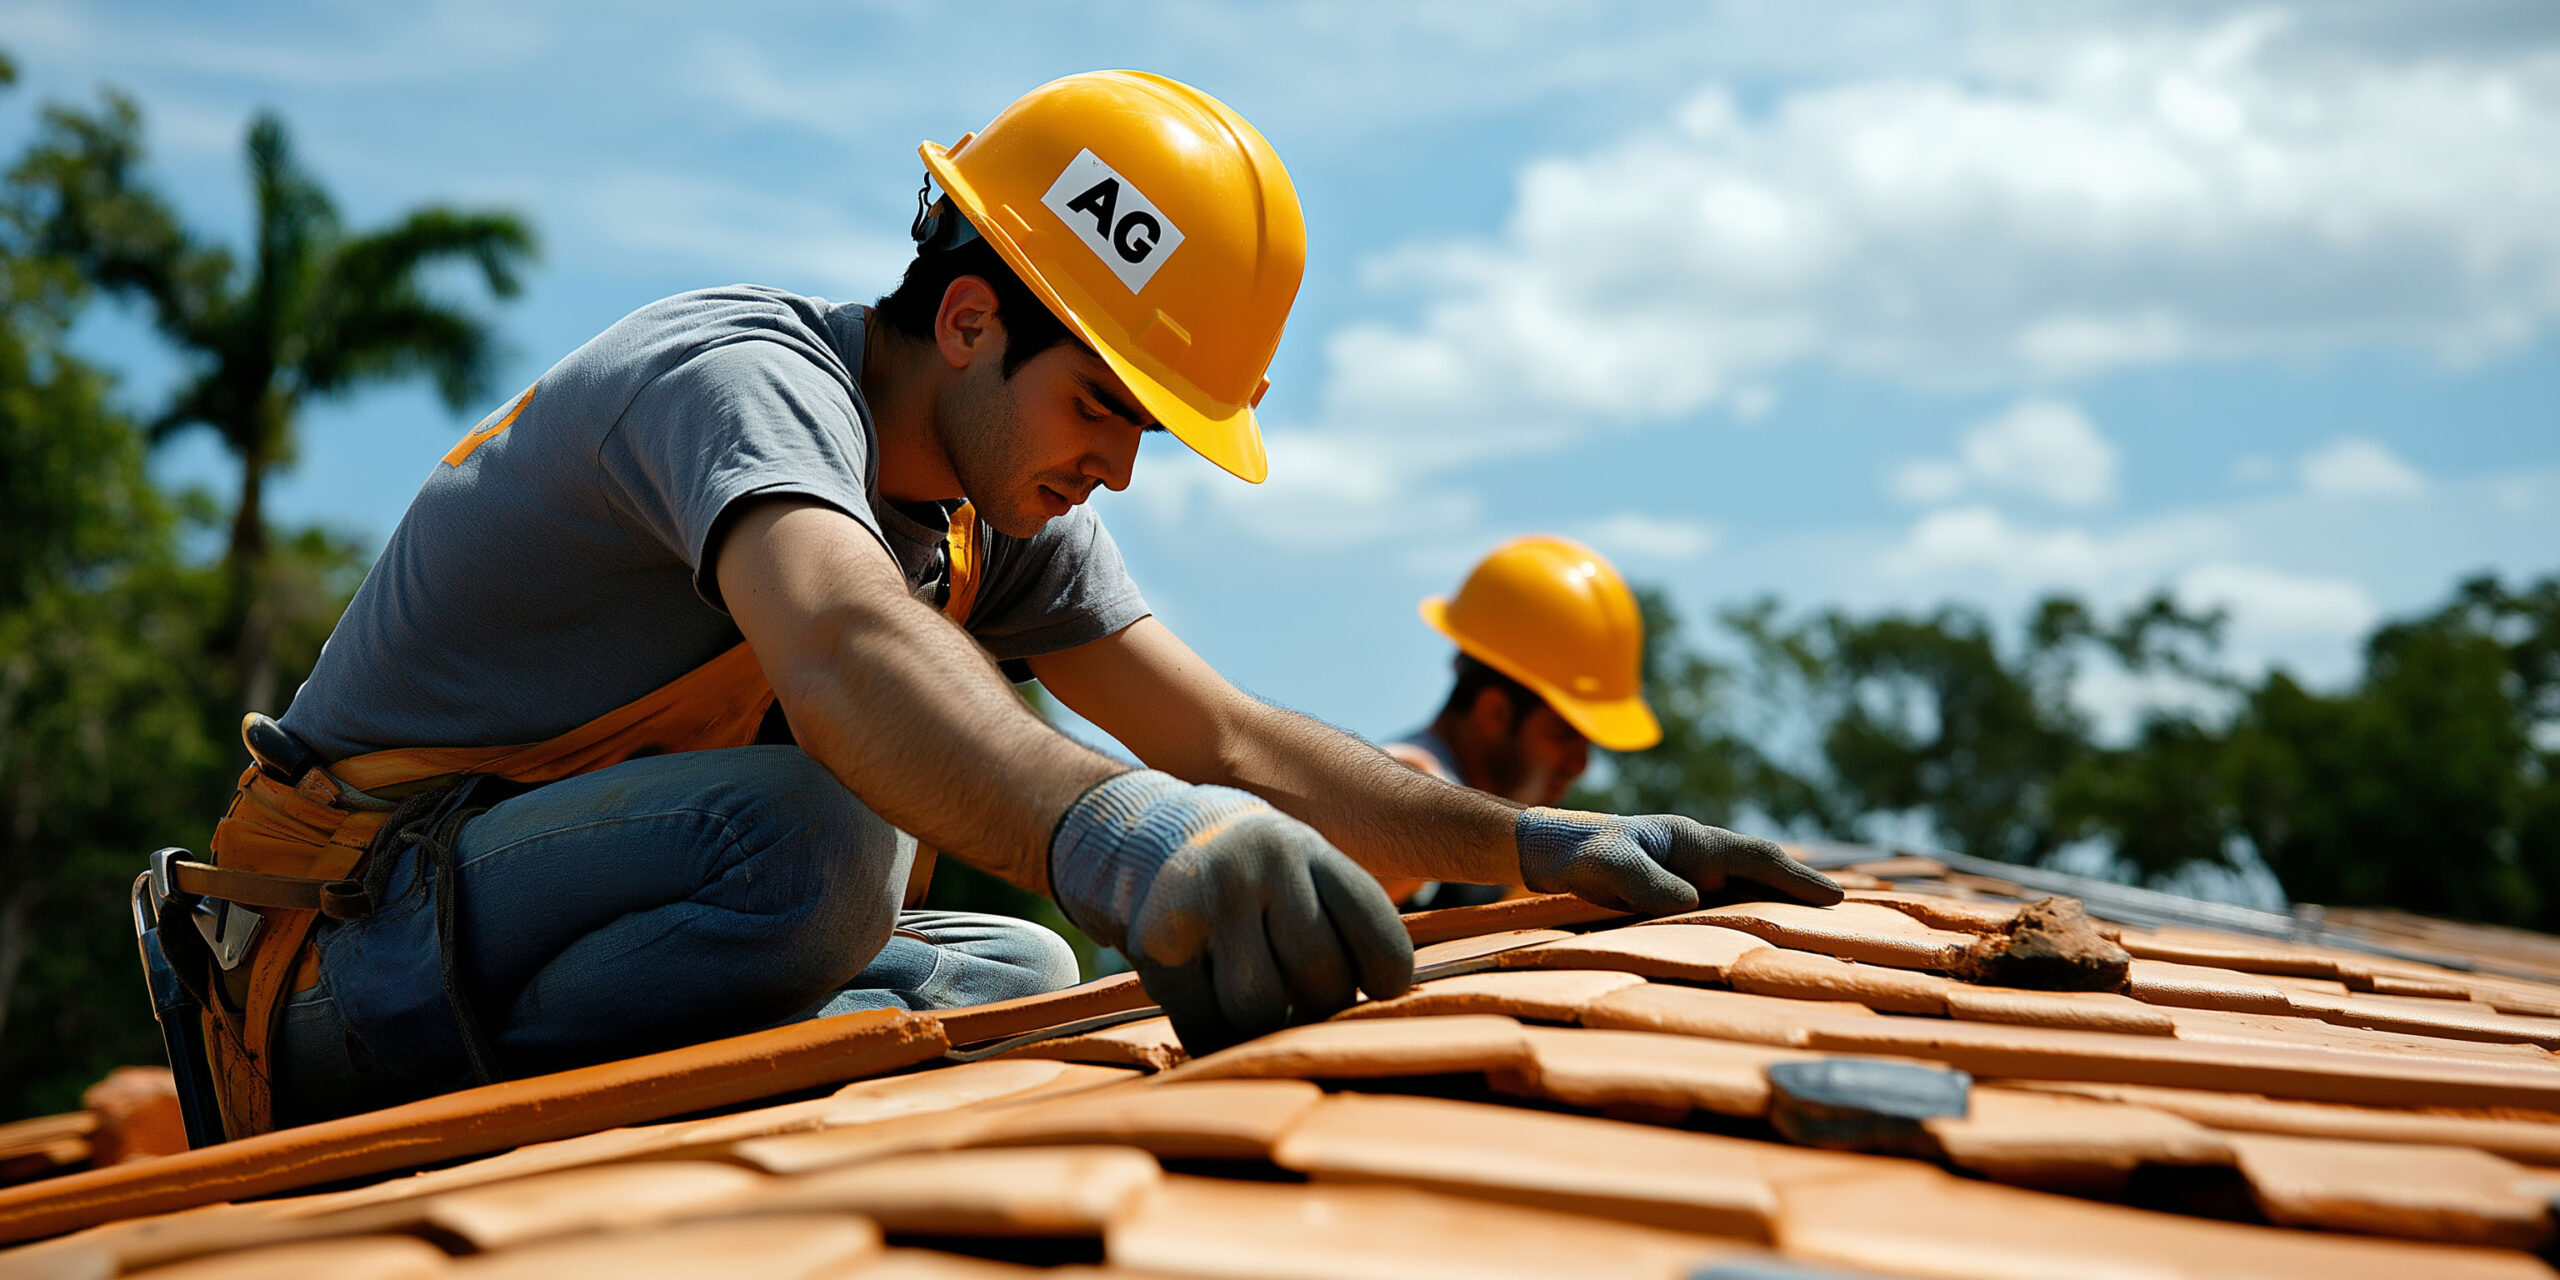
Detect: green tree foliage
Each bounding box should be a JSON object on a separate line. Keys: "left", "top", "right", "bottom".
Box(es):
{"left": 2223, "top": 578, "right": 2560, "bottom": 923}
{"left": 10, "top": 93, "right": 534, "bottom": 713}
{"left": 0, "top": 100, "right": 215, "bottom": 1112}
{"left": 1587, "top": 578, "right": 2560, "bottom": 929}
{"left": 0, "top": 69, "right": 372, "bottom": 1117}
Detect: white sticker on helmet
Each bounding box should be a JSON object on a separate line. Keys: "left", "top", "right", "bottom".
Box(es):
{"left": 1040, "top": 148, "right": 1186, "bottom": 294}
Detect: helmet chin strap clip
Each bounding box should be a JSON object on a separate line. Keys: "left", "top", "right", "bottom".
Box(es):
{"left": 910, "top": 174, "right": 983, "bottom": 254}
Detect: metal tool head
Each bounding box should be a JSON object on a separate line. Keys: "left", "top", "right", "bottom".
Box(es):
{"left": 147, "top": 847, "right": 192, "bottom": 908}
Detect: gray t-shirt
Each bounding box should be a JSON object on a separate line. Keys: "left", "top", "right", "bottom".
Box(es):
{"left": 283, "top": 284, "right": 1148, "bottom": 761}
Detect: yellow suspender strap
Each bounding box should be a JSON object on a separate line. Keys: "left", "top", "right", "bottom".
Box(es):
{"left": 942, "top": 501, "right": 986, "bottom": 627}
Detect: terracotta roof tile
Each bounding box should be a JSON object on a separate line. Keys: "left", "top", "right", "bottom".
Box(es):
{"left": 1724, "top": 948, "right": 1950, "bottom": 1015}
{"left": 1773, "top": 1161, "right": 2555, "bottom": 1280}
{"left": 2116, "top": 926, "right": 2352, "bottom": 979}
{"left": 404, "top": 1160, "right": 766, "bottom": 1251}
{"left": 1495, "top": 1026, "right": 1818, "bottom": 1119}
{"left": 444, "top": 1212, "right": 880, "bottom": 1279}
{"left": 270, "top": 1059, "right": 1134, "bottom": 1217}
{"left": 1940, "top": 985, "right": 2175, "bottom": 1036}
{"left": 1920, "top": 1084, "right": 2232, "bottom": 1194}
{"left": 1800, "top": 1010, "right": 2560, "bottom": 1110}
{"left": 133, "top": 1235, "right": 451, "bottom": 1280}
{"left": 1105, "top": 1174, "right": 1745, "bottom": 1280}
{"left": 1331, "top": 968, "right": 1644, "bottom": 1023}
{"left": 2164, "top": 1006, "right": 2555, "bottom": 1063}
{"left": 967, "top": 1079, "right": 1323, "bottom": 1160}
{"left": 2450, "top": 975, "right": 2560, "bottom": 1019}
{"left": 1643, "top": 902, "right": 1975, "bottom": 970}
{"left": 848, "top": 1248, "right": 1049, "bottom": 1278}
{"left": 1840, "top": 889, "right": 2038, "bottom": 935}
{"left": 934, "top": 975, "right": 1146, "bottom": 1050}
{"left": 724, "top": 1105, "right": 999, "bottom": 1178}
{"left": 1833, "top": 856, "right": 1951, "bottom": 881}
{"left": 1579, "top": 983, "right": 1879, "bottom": 1049}
{"left": 2353, "top": 969, "right": 2483, "bottom": 1001}
{"left": 1269, "top": 1092, "right": 1779, "bottom": 1240}
{"left": 2226, "top": 1133, "right": 2554, "bottom": 1250}
{"left": 0, "top": 1007, "right": 943, "bottom": 1246}
{"left": 2276, "top": 986, "right": 2560, "bottom": 1049}
{"left": 1162, "top": 1014, "right": 1533, "bottom": 1084}
{"left": 1408, "top": 927, "right": 1576, "bottom": 970}
{"left": 1400, "top": 893, "right": 1630, "bottom": 946}
{"left": 2125, "top": 958, "right": 2298, "bottom": 1013}
{"left": 23, "top": 856, "right": 2560, "bottom": 1278}
{"left": 717, "top": 1146, "right": 1161, "bottom": 1237}
{"left": 996, "top": 1016, "right": 1188, "bottom": 1071}
{"left": 2012, "top": 1080, "right": 2560, "bottom": 1166}
{"left": 1495, "top": 923, "right": 1772, "bottom": 982}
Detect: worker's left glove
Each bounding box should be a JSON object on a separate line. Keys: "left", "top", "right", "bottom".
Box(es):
{"left": 1051, "top": 770, "right": 1414, "bottom": 1054}
{"left": 1516, "top": 808, "right": 1844, "bottom": 915}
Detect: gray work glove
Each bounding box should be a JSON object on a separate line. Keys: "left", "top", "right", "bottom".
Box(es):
{"left": 1051, "top": 770, "right": 1414, "bottom": 1054}
{"left": 1516, "top": 807, "right": 1844, "bottom": 914}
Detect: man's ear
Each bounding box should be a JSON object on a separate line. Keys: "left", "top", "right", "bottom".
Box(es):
{"left": 934, "top": 275, "right": 1008, "bottom": 370}
{"left": 1469, "top": 685, "right": 1517, "bottom": 740}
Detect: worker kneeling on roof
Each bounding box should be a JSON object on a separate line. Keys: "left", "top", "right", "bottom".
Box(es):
{"left": 193, "top": 71, "right": 1841, "bottom": 1136}
{"left": 1377, "top": 536, "right": 1663, "bottom": 911}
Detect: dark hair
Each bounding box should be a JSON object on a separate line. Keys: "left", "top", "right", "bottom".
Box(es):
{"left": 873, "top": 233, "right": 1077, "bottom": 378}
{"left": 1437, "top": 653, "right": 1545, "bottom": 723}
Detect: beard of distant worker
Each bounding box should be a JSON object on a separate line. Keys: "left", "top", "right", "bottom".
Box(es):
{"left": 1440, "top": 661, "right": 1592, "bottom": 809}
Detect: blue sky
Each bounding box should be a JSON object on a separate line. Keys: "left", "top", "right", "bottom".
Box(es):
{"left": 5, "top": 0, "right": 2556, "bottom": 760}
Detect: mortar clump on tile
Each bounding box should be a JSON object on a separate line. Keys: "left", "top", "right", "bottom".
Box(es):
{"left": 1952, "top": 897, "right": 2130, "bottom": 992}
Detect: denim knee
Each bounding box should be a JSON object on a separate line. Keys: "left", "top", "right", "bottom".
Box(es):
{"left": 974, "top": 918, "right": 1081, "bottom": 999}
{"left": 727, "top": 748, "right": 914, "bottom": 995}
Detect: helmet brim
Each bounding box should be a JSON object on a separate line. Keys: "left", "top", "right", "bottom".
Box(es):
{"left": 922, "top": 141, "right": 1271, "bottom": 485}
{"left": 1420, "top": 598, "right": 1664, "bottom": 753}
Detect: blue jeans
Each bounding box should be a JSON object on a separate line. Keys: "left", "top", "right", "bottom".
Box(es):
{"left": 270, "top": 746, "right": 1078, "bottom": 1126}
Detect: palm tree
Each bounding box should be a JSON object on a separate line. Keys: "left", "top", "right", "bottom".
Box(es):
{"left": 16, "top": 95, "right": 535, "bottom": 712}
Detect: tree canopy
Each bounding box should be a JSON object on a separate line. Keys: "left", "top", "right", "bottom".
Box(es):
{"left": 1577, "top": 576, "right": 2560, "bottom": 930}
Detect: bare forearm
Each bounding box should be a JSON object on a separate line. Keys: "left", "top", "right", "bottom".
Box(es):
{"left": 774, "top": 602, "right": 1121, "bottom": 892}
{"left": 1203, "top": 701, "right": 1521, "bottom": 885}
{"left": 719, "top": 500, "right": 1121, "bottom": 894}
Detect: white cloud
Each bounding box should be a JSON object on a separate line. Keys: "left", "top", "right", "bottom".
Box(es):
{"left": 2175, "top": 561, "right": 2381, "bottom": 657}
{"left": 2228, "top": 453, "right": 2281, "bottom": 485}
{"left": 1163, "top": 5, "right": 2560, "bottom": 553}
{"left": 1878, "top": 504, "right": 2227, "bottom": 589}
{"left": 2300, "top": 437, "right": 2429, "bottom": 499}
{"left": 573, "top": 173, "right": 913, "bottom": 299}
{"left": 1892, "top": 398, "right": 2119, "bottom": 508}
{"left": 1891, "top": 459, "right": 1971, "bottom": 506}
{"left": 1334, "top": 9, "right": 2560, "bottom": 454}
{"left": 1573, "top": 512, "right": 1721, "bottom": 562}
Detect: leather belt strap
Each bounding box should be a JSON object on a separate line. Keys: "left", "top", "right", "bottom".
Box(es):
{"left": 169, "top": 859, "right": 371, "bottom": 920}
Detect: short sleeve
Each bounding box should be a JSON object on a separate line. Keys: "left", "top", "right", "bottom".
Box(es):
{"left": 965, "top": 505, "right": 1152, "bottom": 661}
{"left": 598, "top": 337, "right": 883, "bottom": 609}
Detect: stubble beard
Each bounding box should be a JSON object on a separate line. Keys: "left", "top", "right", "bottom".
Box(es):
{"left": 935, "top": 365, "right": 1049, "bottom": 539}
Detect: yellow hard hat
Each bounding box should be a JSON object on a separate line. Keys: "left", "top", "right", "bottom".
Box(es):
{"left": 1421, "top": 535, "right": 1662, "bottom": 752}
{"left": 920, "top": 71, "right": 1304, "bottom": 484}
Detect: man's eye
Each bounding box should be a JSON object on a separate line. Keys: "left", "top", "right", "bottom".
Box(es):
{"left": 1076, "top": 400, "right": 1107, "bottom": 422}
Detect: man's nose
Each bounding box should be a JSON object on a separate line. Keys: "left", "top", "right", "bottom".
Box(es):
{"left": 1086, "top": 430, "right": 1140, "bottom": 492}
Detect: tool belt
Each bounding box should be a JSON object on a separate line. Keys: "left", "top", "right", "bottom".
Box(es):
{"left": 179, "top": 503, "right": 989, "bottom": 1140}
{"left": 193, "top": 638, "right": 782, "bottom": 1139}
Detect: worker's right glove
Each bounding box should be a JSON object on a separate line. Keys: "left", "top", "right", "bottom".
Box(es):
{"left": 1050, "top": 770, "right": 1414, "bottom": 1054}
{"left": 1517, "top": 807, "right": 1844, "bottom": 915}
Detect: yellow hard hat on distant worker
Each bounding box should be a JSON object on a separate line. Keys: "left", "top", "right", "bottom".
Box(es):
{"left": 1422, "top": 536, "right": 1662, "bottom": 753}
{"left": 919, "top": 71, "right": 1304, "bottom": 484}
